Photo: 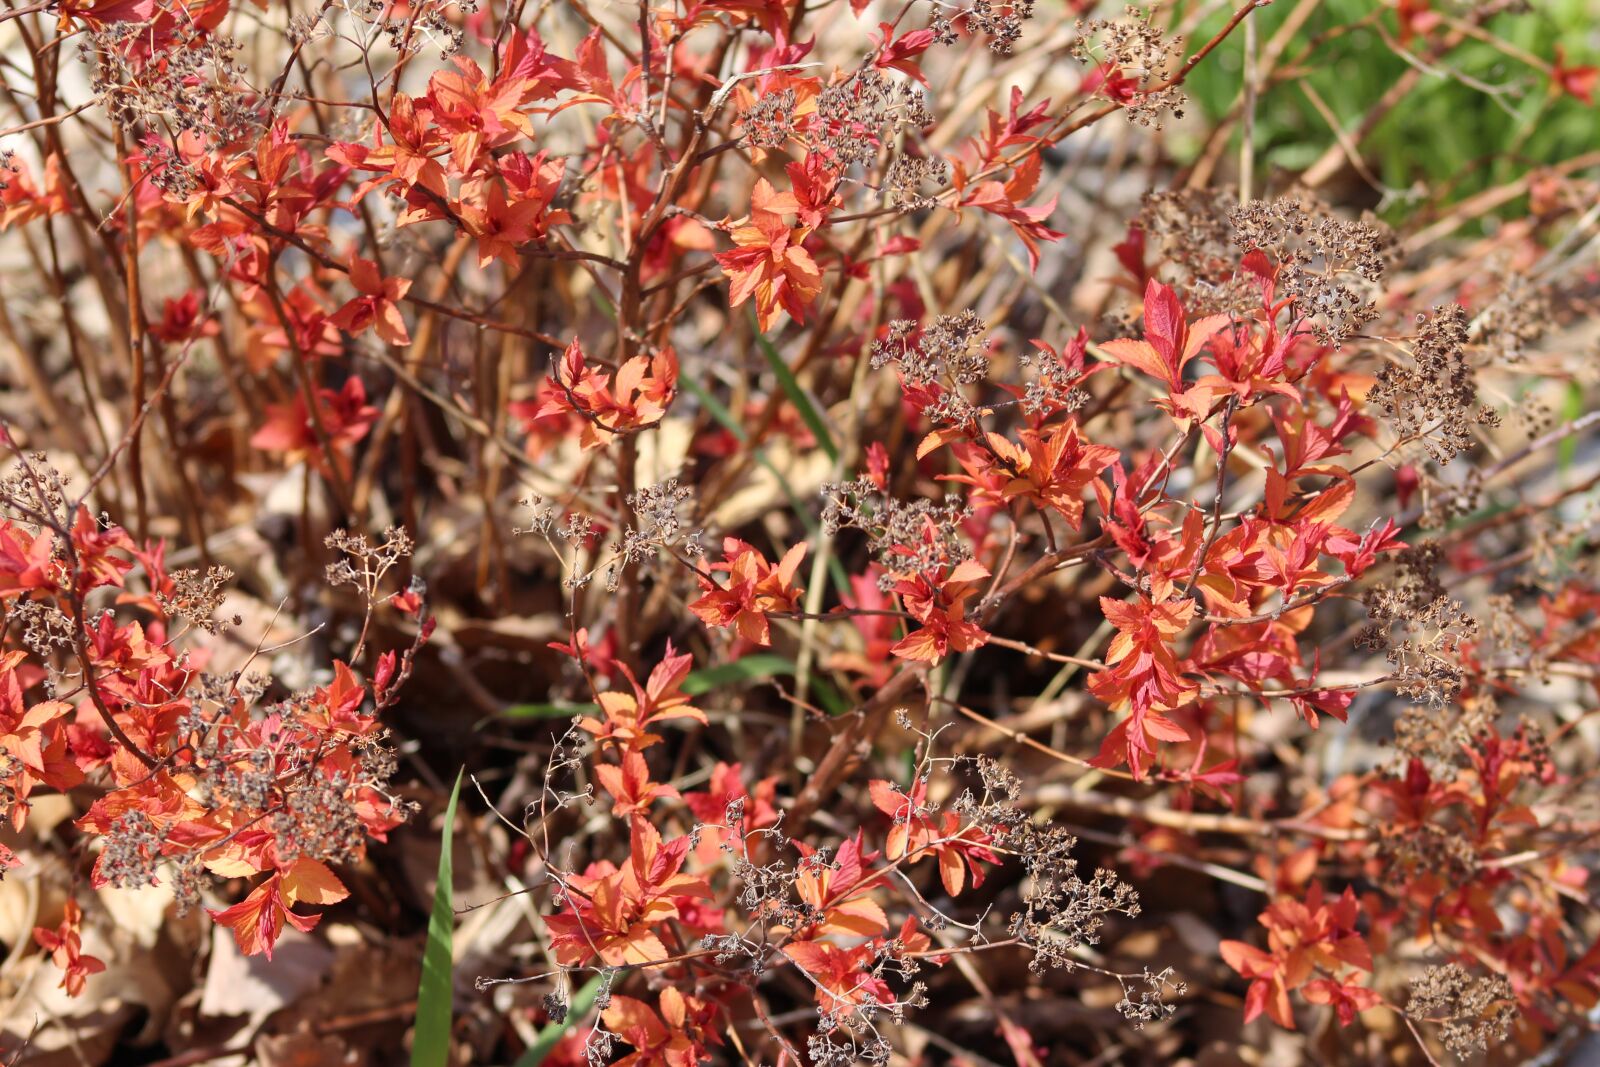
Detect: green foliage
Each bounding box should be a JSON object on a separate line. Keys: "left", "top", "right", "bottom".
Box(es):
{"left": 1182, "top": 0, "right": 1597, "bottom": 221}
{"left": 756, "top": 326, "right": 840, "bottom": 464}
{"left": 412, "top": 769, "right": 464, "bottom": 1067}
{"left": 512, "top": 974, "right": 605, "bottom": 1067}
{"left": 503, "top": 653, "right": 846, "bottom": 717}
{"left": 680, "top": 652, "right": 796, "bottom": 695}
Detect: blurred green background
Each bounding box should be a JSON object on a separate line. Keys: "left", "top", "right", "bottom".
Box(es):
{"left": 1179, "top": 0, "right": 1599, "bottom": 223}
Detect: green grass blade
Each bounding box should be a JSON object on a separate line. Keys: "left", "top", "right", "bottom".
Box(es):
{"left": 505, "top": 654, "right": 845, "bottom": 717}
{"left": 678, "top": 373, "right": 852, "bottom": 596}
{"left": 512, "top": 973, "right": 606, "bottom": 1067}
{"left": 755, "top": 329, "right": 839, "bottom": 463}
{"left": 677, "top": 372, "right": 821, "bottom": 531}
{"left": 412, "top": 769, "right": 464, "bottom": 1067}
{"left": 682, "top": 653, "right": 796, "bottom": 695}
{"left": 498, "top": 702, "right": 585, "bottom": 720}
{"left": 1559, "top": 381, "right": 1582, "bottom": 475}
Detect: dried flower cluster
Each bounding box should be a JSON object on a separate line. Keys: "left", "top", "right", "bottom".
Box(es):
{"left": 0, "top": 452, "right": 424, "bottom": 962}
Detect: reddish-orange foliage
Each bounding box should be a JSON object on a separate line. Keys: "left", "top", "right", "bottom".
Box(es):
{"left": 2, "top": 0, "right": 1597, "bottom": 1060}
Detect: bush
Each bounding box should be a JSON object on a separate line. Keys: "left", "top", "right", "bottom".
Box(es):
{"left": 0, "top": 0, "right": 1597, "bottom": 1062}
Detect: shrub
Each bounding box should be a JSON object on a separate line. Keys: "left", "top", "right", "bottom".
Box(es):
{"left": 0, "top": 0, "right": 1597, "bottom": 1062}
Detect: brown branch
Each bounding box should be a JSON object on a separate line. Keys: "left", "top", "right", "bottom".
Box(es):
{"left": 1031, "top": 782, "right": 1368, "bottom": 842}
